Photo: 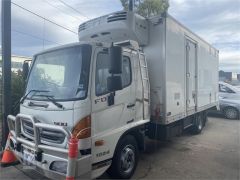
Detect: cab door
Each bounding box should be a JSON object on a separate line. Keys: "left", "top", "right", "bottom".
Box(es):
{"left": 91, "top": 48, "right": 136, "bottom": 163}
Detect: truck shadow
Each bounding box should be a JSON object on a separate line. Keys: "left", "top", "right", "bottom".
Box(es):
{"left": 208, "top": 111, "right": 239, "bottom": 121}
{"left": 207, "top": 111, "right": 225, "bottom": 118}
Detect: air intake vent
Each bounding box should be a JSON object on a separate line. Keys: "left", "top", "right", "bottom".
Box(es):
{"left": 107, "top": 11, "right": 127, "bottom": 23}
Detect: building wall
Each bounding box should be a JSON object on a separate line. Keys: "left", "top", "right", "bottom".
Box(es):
{"left": 219, "top": 71, "right": 234, "bottom": 82}
{"left": 0, "top": 55, "right": 31, "bottom": 74}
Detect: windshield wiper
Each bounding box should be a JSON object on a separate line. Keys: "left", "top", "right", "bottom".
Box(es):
{"left": 20, "top": 90, "right": 50, "bottom": 104}
{"left": 11, "top": 90, "right": 50, "bottom": 114}
{"left": 32, "top": 94, "right": 65, "bottom": 109}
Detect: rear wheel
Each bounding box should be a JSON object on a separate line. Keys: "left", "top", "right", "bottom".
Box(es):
{"left": 203, "top": 111, "right": 208, "bottom": 126}
{"left": 108, "top": 135, "right": 139, "bottom": 179}
{"left": 191, "top": 114, "right": 203, "bottom": 134}
{"left": 224, "top": 107, "right": 239, "bottom": 120}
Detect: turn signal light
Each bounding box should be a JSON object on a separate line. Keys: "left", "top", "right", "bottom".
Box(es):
{"left": 95, "top": 140, "right": 104, "bottom": 147}
{"left": 72, "top": 115, "right": 91, "bottom": 139}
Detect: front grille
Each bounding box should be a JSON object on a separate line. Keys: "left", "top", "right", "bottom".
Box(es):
{"left": 22, "top": 120, "right": 34, "bottom": 136}
{"left": 40, "top": 129, "right": 65, "bottom": 144}
{"left": 22, "top": 120, "right": 65, "bottom": 144}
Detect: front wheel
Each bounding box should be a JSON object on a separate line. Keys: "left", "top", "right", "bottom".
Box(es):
{"left": 108, "top": 135, "right": 139, "bottom": 179}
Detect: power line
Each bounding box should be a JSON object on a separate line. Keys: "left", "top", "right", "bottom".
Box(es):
{"left": 43, "top": 0, "right": 83, "bottom": 21}
{"left": 12, "top": 29, "right": 63, "bottom": 46}
{"left": 56, "top": 0, "right": 89, "bottom": 20}
{"left": 11, "top": 2, "right": 78, "bottom": 35}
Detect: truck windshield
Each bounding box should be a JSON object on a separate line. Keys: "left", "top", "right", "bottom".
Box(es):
{"left": 26, "top": 45, "right": 91, "bottom": 101}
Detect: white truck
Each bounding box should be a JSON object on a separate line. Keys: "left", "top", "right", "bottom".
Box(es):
{"left": 7, "top": 7, "right": 219, "bottom": 180}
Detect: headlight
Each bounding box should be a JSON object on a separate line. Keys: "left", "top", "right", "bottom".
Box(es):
{"left": 72, "top": 115, "right": 91, "bottom": 139}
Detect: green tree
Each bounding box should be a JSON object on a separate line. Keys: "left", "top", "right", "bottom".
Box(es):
{"left": 11, "top": 70, "right": 25, "bottom": 115}
{"left": 0, "top": 62, "right": 25, "bottom": 115}
{"left": 120, "top": 0, "right": 169, "bottom": 17}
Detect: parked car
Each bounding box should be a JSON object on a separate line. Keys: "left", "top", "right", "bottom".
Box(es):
{"left": 234, "top": 85, "right": 240, "bottom": 89}
{"left": 218, "top": 82, "right": 240, "bottom": 119}
{"left": 219, "top": 81, "right": 240, "bottom": 97}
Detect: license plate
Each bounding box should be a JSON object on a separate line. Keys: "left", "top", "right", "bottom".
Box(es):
{"left": 23, "top": 149, "right": 35, "bottom": 165}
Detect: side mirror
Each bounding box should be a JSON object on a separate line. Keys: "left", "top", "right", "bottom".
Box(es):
{"left": 109, "top": 46, "right": 122, "bottom": 74}
{"left": 22, "top": 61, "right": 29, "bottom": 81}
{"left": 107, "top": 76, "right": 123, "bottom": 92}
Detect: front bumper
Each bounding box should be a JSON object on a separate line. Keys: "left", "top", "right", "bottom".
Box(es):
{"left": 7, "top": 114, "right": 91, "bottom": 179}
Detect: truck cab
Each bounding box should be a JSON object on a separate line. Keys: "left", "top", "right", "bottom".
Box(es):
{"left": 8, "top": 41, "right": 150, "bottom": 179}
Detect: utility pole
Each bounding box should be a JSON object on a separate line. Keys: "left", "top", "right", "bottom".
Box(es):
{"left": 129, "top": 0, "right": 135, "bottom": 11}
{"left": 1, "top": 0, "right": 11, "bottom": 148}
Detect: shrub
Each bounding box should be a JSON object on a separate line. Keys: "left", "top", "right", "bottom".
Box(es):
{"left": 11, "top": 70, "right": 25, "bottom": 115}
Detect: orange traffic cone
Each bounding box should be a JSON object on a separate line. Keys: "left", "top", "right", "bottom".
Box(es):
{"left": 1, "top": 134, "right": 19, "bottom": 167}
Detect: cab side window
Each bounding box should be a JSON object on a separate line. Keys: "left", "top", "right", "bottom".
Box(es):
{"left": 95, "top": 53, "right": 132, "bottom": 96}
{"left": 96, "top": 53, "right": 110, "bottom": 96}
{"left": 122, "top": 57, "right": 132, "bottom": 87}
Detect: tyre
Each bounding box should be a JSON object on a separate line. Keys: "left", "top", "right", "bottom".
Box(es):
{"left": 203, "top": 111, "right": 208, "bottom": 127}
{"left": 108, "top": 135, "right": 139, "bottom": 179}
{"left": 224, "top": 107, "right": 239, "bottom": 120}
{"left": 191, "top": 114, "right": 203, "bottom": 134}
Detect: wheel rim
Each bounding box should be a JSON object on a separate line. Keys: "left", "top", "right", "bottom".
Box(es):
{"left": 120, "top": 145, "right": 135, "bottom": 174}
{"left": 226, "top": 108, "right": 237, "bottom": 119}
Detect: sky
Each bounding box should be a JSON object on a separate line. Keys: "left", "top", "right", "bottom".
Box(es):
{"left": 0, "top": 0, "right": 239, "bottom": 73}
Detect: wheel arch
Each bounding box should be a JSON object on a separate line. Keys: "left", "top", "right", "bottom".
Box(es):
{"left": 114, "top": 125, "right": 145, "bottom": 156}
{"left": 107, "top": 126, "right": 144, "bottom": 179}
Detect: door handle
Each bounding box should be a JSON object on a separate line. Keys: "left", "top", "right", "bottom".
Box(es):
{"left": 127, "top": 103, "right": 135, "bottom": 108}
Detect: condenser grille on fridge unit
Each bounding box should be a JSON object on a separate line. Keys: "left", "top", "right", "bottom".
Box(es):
{"left": 79, "top": 23, "right": 86, "bottom": 32}
{"left": 107, "top": 12, "right": 127, "bottom": 23}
